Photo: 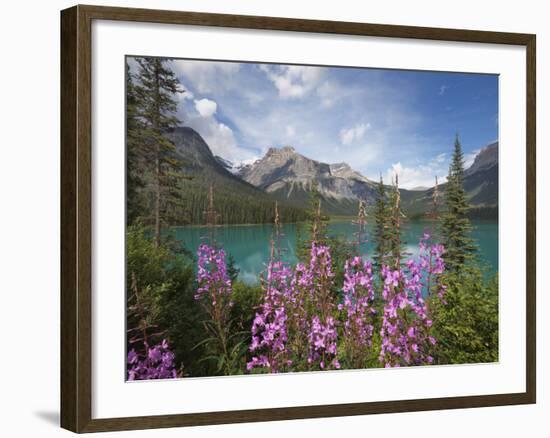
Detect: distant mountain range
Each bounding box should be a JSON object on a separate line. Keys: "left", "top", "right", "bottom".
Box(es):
{"left": 464, "top": 142, "right": 499, "bottom": 206}
{"left": 162, "top": 127, "right": 308, "bottom": 225}
{"left": 165, "top": 126, "right": 257, "bottom": 193}
{"left": 398, "top": 142, "right": 498, "bottom": 218}
{"left": 168, "top": 126, "right": 498, "bottom": 219}
{"left": 238, "top": 141, "right": 498, "bottom": 217}
{"left": 236, "top": 146, "right": 381, "bottom": 215}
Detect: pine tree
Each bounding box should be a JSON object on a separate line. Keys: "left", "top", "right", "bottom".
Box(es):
{"left": 226, "top": 254, "right": 240, "bottom": 283}
{"left": 126, "top": 62, "right": 146, "bottom": 225}
{"left": 373, "top": 175, "right": 390, "bottom": 271}
{"left": 134, "top": 57, "right": 186, "bottom": 246}
{"left": 441, "top": 135, "right": 476, "bottom": 272}
{"left": 387, "top": 174, "right": 406, "bottom": 269}
{"left": 203, "top": 183, "right": 220, "bottom": 245}
{"left": 297, "top": 180, "right": 329, "bottom": 261}
{"left": 271, "top": 201, "right": 287, "bottom": 263}
{"left": 426, "top": 176, "right": 441, "bottom": 240}
{"left": 352, "top": 199, "right": 368, "bottom": 257}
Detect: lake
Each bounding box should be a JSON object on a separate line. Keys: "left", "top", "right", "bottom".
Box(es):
{"left": 172, "top": 220, "right": 498, "bottom": 284}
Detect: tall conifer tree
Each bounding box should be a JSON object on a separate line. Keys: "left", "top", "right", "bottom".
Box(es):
{"left": 297, "top": 180, "right": 330, "bottom": 261}
{"left": 126, "top": 62, "right": 146, "bottom": 225}
{"left": 134, "top": 57, "right": 185, "bottom": 246}
{"left": 373, "top": 175, "right": 390, "bottom": 272}
{"left": 387, "top": 174, "right": 406, "bottom": 269}
{"left": 352, "top": 199, "right": 368, "bottom": 257}
{"left": 441, "top": 134, "right": 476, "bottom": 272}
{"left": 425, "top": 176, "right": 441, "bottom": 240}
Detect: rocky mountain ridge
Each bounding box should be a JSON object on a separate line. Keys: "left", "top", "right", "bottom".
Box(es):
{"left": 169, "top": 126, "right": 498, "bottom": 217}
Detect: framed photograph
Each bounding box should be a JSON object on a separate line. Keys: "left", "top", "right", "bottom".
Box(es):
{"left": 60, "top": 4, "right": 536, "bottom": 433}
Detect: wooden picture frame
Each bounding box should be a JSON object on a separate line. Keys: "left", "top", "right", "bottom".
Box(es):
{"left": 60, "top": 4, "right": 536, "bottom": 433}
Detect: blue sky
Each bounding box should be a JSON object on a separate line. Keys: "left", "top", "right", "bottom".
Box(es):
{"left": 140, "top": 57, "right": 498, "bottom": 189}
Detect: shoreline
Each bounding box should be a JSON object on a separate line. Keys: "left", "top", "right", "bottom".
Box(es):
{"left": 169, "top": 217, "right": 498, "bottom": 229}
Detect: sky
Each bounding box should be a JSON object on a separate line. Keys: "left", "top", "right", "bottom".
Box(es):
{"left": 129, "top": 57, "right": 498, "bottom": 190}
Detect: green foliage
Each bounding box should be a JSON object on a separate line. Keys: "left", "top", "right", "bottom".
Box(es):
{"left": 227, "top": 254, "right": 240, "bottom": 283}
{"left": 126, "top": 62, "right": 147, "bottom": 225}
{"left": 126, "top": 225, "right": 213, "bottom": 376}
{"left": 467, "top": 206, "right": 498, "bottom": 220}
{"left": 127, "top": 57, "right": 190, "bottom": 244}
{"left": 442, "top": 135, "right": 477, "bottom": 272}
{"left": 226, "top": 281, "right": 265, "bottom": 372}
{"left": 193, "top": 319, "right": 249, "bottom": 376}
{"left": 430, "top": 268, "right": 499, "bottom": 364}
{"left": 431, "top": 137, "right": 496, "bottom": 364}
{"left": 336, "top": 305, "right": 382, "bottom": 370}
{"left": 175, "top": 177, "right": 308, "bottom": 225}
{"left": 230, "top": 281, "right": 264, "bottom": 332}
{"left": 327, "top": 235, "right": 352, "bottom": 292}
{"left": 196, "top": 280, "right": 263, "bottom": 376}
{"left": 372, "top": 138, "right": 498, "bottom": 368}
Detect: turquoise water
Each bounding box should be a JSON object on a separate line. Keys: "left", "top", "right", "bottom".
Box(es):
{"left": 172, "top": 220, "right": 498, "bottom": 284}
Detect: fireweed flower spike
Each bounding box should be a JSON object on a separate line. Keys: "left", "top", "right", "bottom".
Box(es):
{"left": 304, "top": 243, "right": 340, "bottom": 370}
{"left": 246, "top": 227, "right": 445, "bottom": 373}
{"left": 127, "top": 339, "right": 177, "bottom": 380}
{"left": 283, "top": 261, "right": 311, "bottom": 366}
{"left": 379, "top": 233, "right": 446, "bottom": 367}
{"left": 247, "top": 260, "right": 293, "bottom": 372}
{"left": 194, "top": 243, "right": 235, "bottom": 374}
{"left": 307, "top": 315, "right": 340, "bottom": 370}
{"left": 339, "top": 256, "right": 376, "bottom": 368}
{"left": 308, "top": 243, "right": 336, "bottom": 318}
{"left": 195, "top": 243, "right": 233, "bottom": 304}
{"left": 248, "top": 206, "right": 294, "bottom": 373}
{"left": 249, "top": 242, "right": 341, "bottom": 372}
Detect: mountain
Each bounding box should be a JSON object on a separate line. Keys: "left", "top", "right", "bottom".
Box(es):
{"left": 214, "top": 155, "right": 235, "bottom": 173}
{"left": 237, "top": 146, "right": 380, "bottom": 215}
{"left": 163, "top": 127, "right": 308, "bottom": 225}
{"left": 166, "top": 127, "right": 260, "bottom": 191}
{"left": 400, "top": 142, "right": 498, "bottom": 218}
{"left": 213, "top": 155, "right": 254, "bottom": 175}
{"left": 463, "top": 142, "right": 498, "bottom": 207}
{"left": 466, "top": 142, "right": 498, "bottom": 176}
{"left": 166, "top": 126, "right": 230, "bottom": 174}
{"left": 168, "top": 126, "right": 498, "bottom": 220}
{"left": 237, "top": 141, "right": 498, "bottom": 218}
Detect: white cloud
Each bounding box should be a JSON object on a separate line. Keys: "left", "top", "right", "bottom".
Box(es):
{"left": 194, "top": 98, "right": 217, "bottom": 117}
{"left": 340, "top": 123, "right": 371, "bottom": 145}
{"left": 317, "top": 142, "right": 381, "bottom": 174}
{"left": 261, "top": 65, "right": 323, "bottom": 99}
{"left": 243, "top": 91, "right": 264, "bottom": 106}
{"left": 384, "top": 154, "right": 449, "bottom": 190}
{"left": 184, "top": 110, "right": 257, "bottom": 164}
{"left": 190, "top": 116, "right": 243, "bottom": 162}
{"left": 286, "top": 125, "right": 296, "bottom": 137}
{"left": 178, "top": 83, "right": 194, "bottom": 100}
{"left": 317, "top": 81, "right": 337, "bottom": 108}
{"left": 434, "top": 152, "right": 447, "bottom": 164}
{"left": 439, "top": 85, "right": 448, "bottom": 96}
{"left": 208, "top": 123, "right": 236, "bottom": 155}
{"left": 171, "top": 60, "right": 240, "bottom": 94}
